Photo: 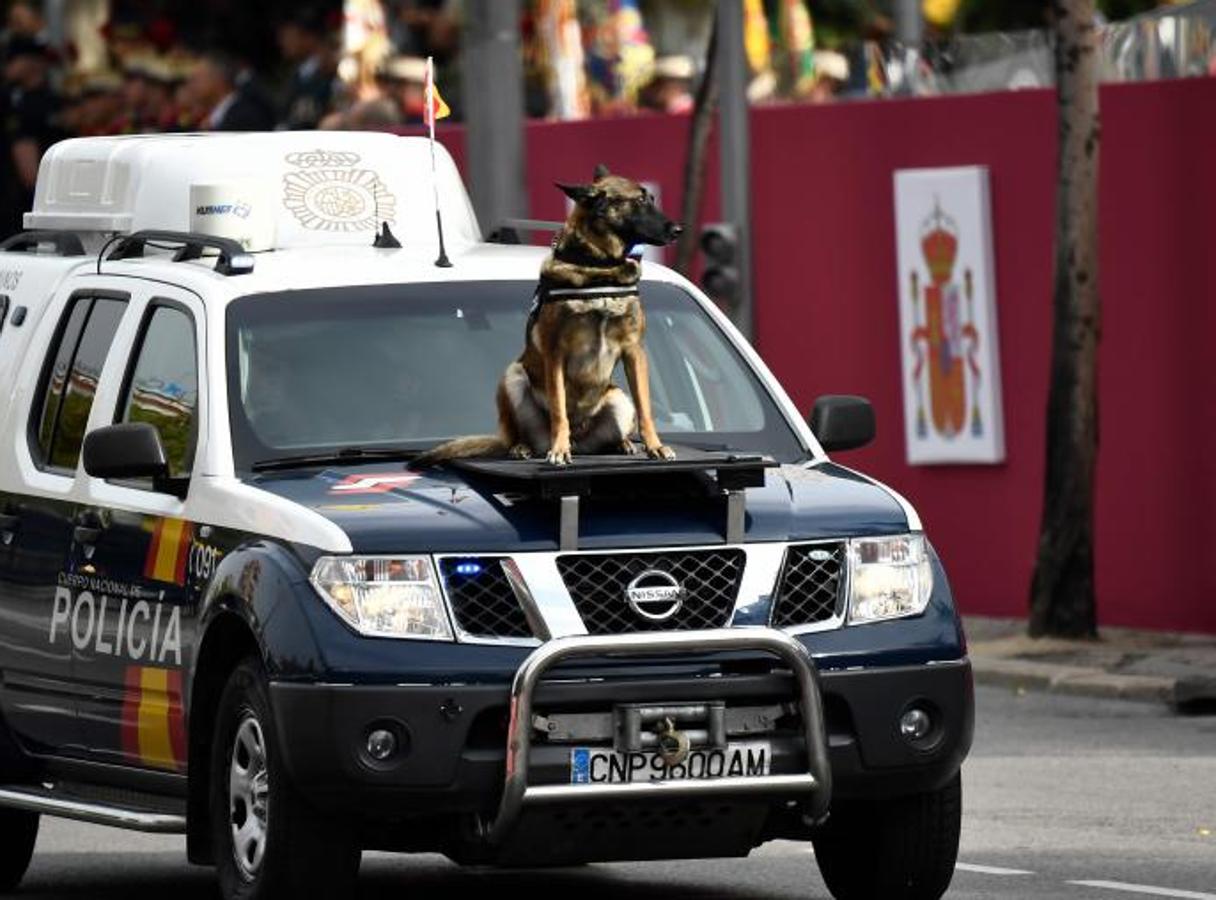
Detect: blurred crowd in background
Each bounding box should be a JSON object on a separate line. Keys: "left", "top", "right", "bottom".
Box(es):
{"left": 2, "top": 0, "right": 1213, "bottom": 235}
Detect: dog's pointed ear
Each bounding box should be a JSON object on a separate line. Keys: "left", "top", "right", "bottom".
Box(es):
{"left": 555, "top": 181, "right": 597, "bottom": 206}
{"left": 593, "top": 163, "right": 610, "bottom": 180}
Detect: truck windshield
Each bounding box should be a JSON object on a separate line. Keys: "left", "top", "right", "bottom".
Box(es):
{"left": 225, "top": 280, "right": 807, "bottom": 469}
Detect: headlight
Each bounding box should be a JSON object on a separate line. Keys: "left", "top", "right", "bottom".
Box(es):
{"left": 310, "top": 556, "right": 453, "bottom": 640}
{"left": 846, "top": 534, "right": 934, "bottom": 624}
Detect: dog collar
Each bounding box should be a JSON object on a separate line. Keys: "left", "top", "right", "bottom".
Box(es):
{"left": 551, "top": 233, "right": 633, "bottom": 270}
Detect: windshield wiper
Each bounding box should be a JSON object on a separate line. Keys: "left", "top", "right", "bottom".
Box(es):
{"left": 672, "top": 440, "right": 732, "bottom": 452}
{"left": 250, "top": 446, "right": 422, "bottom": 472}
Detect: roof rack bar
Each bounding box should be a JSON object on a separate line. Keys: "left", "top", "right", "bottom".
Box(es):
{"left": 0, "top": 230, "right": 86, "bottom": 257}
{"left": 106, "top": 229, "right": 254, "bottom": 276}
{"left": 499, "top": 218, "right": 563, "bottom": 233}
{"left": 171, "top": 241, "right": 207, "bottom": 263}
{"left": 487, "top": 218, "right": 565, "bottom": 245}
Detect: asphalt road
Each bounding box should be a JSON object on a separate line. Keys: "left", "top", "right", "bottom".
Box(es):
{"left": 14, "top": 686, "right": 1216, "bottom": 899}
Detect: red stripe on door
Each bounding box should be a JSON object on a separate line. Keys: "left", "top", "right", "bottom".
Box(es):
{"left": 166, "top": 669, "right": 186, "bottom": 767}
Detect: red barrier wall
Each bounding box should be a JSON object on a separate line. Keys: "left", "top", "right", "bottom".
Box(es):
{"left": 512, "top": 80, "right": 1216, "bottom": 632}
{"left": 524, "top": 113, "right": 722, "bottom": 258}
{"left": 746, "top": 80, "right": 1216, "bottom": 633}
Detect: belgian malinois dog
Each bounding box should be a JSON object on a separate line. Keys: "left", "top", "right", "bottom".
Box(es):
{"left": 417, "top": 164, "right": 682, "bottom": 466}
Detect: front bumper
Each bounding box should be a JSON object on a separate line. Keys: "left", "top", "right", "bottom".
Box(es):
{"left": 269, "top": 644, "right": 973, "bottom": 829}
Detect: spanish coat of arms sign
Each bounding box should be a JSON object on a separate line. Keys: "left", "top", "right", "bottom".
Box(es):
{"left": 893, "top": 166, "right": 1005, "bottom": 465}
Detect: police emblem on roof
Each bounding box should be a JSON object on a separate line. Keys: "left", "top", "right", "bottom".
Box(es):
{"left": 281, "top": 150, "right": 397, "bottom": 233}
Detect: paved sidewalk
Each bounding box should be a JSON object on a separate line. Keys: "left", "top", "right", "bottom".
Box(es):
{"left": 964, "top": 616, "right": 1216, "bottom": 711}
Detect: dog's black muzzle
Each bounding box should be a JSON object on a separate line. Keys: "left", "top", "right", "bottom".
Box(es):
{"left": 629, "top": 214, "right": 684, "bottom": 247}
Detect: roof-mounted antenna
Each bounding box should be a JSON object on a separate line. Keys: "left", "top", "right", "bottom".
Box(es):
{"left": 369, "top": 166, "right": 401, "bottom": 249}
{"left": 373, "top": 222, "right": 402, "bottom": 248}
{"left": 432, "top": 203, "right": 452, "bottom": 267}
{"left": 425, "top": 56, "right": 453, "bottom": 268}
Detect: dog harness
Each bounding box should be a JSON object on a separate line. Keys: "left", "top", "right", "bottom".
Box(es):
{"left": 535, "top": 283, "right": 639, "bottom": 303}
{"left": 526, "top": 230, "right": 644, "bottom": 330}
{"left": 526, "top": 280, "right": 639, "bottom": 336}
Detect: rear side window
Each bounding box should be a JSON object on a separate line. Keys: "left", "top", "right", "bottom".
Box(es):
{"left": 33, "top": 295, "right": 128, "bottom": 470}
{"left": 118, "top": 304, "right": 199, "bottom": 479}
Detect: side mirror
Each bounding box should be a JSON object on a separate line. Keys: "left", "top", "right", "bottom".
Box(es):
{"left": 809, "top": 395, "right": 875, "bottom": 452}
{"left": 83, "top": 423, "right": 170, "bottom": 481}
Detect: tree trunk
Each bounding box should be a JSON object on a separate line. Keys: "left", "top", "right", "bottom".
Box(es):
{"left": 674, "top": 14, "right": 721, "bottom": 275}
{"left": 1029, "top": 0, "right": 1102, "bottom": 638}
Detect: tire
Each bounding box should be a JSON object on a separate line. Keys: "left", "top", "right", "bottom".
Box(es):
{"left": 812, "top": 773, "right": 961, "bottom": 900}
{"left": 210, "top": 658, "right": 360, "bottom": 900}
{"left": 0, "top": 807, "right": 37, "bottom": 892}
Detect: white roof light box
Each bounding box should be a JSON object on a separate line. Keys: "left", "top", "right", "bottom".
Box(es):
{"left": 24, "top": 132, "right": 480, "bottom": 253}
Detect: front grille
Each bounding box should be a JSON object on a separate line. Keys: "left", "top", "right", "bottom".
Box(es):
{"left": 557, "top": 549, "right": 746, "bottom": 635}
{"left": 770, "top": 542, "right": 846, "bottom": 628}
{"left": 438, "top": 557, "right": 533, "bottom": 639}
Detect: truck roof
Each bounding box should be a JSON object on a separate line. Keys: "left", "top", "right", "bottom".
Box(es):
{"left": 9, "top": 130, "right": 696, "bottom": 306}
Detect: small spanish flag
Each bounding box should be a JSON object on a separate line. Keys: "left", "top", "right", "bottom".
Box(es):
{"left": 424, "top": 56, "right": 451, "bottom": 127}
{"left": 121, "top": 666, "right": 186, "bottom": 771}
{"left": 144, "top": 517, "right": 192, "bottom": 586}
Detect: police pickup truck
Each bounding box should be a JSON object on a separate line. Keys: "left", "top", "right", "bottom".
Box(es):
{"left": 0, "top": 133, "right": 971, "bottom": 900}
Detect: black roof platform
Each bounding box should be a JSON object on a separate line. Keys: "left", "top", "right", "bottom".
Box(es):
{"left": 450, "top": 448, "right": 776, "bottom": 550}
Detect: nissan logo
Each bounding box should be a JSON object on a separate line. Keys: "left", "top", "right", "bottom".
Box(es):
{"left": 625, "top": 570, "right": 686, "bottom": 621}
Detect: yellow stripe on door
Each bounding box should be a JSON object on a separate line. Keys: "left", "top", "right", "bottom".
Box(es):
{"left": 137, "top": 667, "right": 176, "bottom": 769}
{"left": 151, "top": 518, "right": 188, "bottom": 584}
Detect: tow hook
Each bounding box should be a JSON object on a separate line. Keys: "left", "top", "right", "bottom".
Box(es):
{"left": 655, "top": 717, "right": 691, "bottom": 767}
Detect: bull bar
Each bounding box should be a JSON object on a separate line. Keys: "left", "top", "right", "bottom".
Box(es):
{"left": 482, "top": 627, "right": 833, "bottom": 845}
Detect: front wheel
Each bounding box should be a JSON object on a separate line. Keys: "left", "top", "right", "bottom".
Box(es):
{"left": 209, "top": 659, "right": 360, "bottom": 900}
{"left": 0, "top": 807, "right": 38, "bottom": 892}
{"left": 812, "top": 772, "right": 962, "bottom": 900}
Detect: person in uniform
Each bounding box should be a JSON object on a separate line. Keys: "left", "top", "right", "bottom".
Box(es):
{"left": 187, "top": 51, "right": 275, "bottom": 132}
{"left": 118, "top": 56, "right": 182, "bottom": 133}
{"left": 74, "top": 71, "right": 125, "bottom": 137}
{"left": 1, "top": 35, "right": 60, "bottom": 238}
{"left": 376, "top": 55, "right": 428, "bottom": 123}
{"left": 638, "top": 55, "right": 696, "bottom": 114}
{"left": 277, "top": 7, "right": 337, "bottom": 130}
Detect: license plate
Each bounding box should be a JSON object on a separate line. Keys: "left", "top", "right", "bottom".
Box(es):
{"left": 569, "top": 742, "right": 771, "bottom": 785}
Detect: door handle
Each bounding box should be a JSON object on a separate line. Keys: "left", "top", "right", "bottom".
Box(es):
{"left": 73, "top": 511, "right": 104, "bottom": 547}
{"left": 73, "top": 525, "right": 103, "bottom": 545}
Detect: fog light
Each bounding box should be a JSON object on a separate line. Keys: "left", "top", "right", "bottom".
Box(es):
{"left": 899, "top": 708, "right": 932, "bottom": 742}
{"left": 367, "top": 728, "right": 398, "bottom": 761}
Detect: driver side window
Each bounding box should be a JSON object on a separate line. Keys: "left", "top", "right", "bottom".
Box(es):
{"left": 117, "top": 303, "right": 199, "bottom": 480}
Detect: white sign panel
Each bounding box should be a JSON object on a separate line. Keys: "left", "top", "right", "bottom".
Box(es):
{"left": 893, "top": 166, "right": 1005, "bottom": 464}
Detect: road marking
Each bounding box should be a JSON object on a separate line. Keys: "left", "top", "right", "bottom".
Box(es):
{"left": 956, "top": 863, "right": 1035, "bottom": 876}
{"left": 1069, "top": 881, "right": 1216, "bottom": 899}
